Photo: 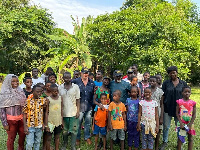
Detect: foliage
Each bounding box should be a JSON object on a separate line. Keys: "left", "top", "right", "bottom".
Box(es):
{"left": 0, "top": 0, "right": 55, "bottom": 75}
{"left": 87, "top": 0, "right": 200, "bottom": 82}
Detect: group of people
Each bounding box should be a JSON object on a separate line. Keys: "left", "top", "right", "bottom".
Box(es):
{"left": 0, "top": 64, "right": 196, "bottom": 150}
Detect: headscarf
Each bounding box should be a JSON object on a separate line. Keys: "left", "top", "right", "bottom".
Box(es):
{"left": 0, "top": 74, "right": 26, "bottom": 108}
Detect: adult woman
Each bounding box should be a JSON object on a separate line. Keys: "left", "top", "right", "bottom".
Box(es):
{"left": 0, "top": 74, "right": 26, "bottom": 150}
{"left": 160, "top": 66, "right": 187, "bottom": 150}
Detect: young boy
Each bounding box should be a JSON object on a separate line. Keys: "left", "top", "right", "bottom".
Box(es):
{"left": 23, "top": 84, "right": 48, "bottom": 150}
{"left": 93, "top": 93, "right": 109, "bottom": 150}
{"left": 149, "top": 76, "right": 164, "bottom": 150}
{"left": 108, "top": 90, "right": 126, "bottom": 150}
{"left": 23, "top": 77, "right": 33, "bottom": 98}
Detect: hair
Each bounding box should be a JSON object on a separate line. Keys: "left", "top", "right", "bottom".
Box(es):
{"left": 130, "top": 76, "right": 137, "bottom": 81}
{"left": 74, "top": 70, "right": 80, "bottom": 73}
{"left": 97, "top": 70, "right": 103, "bottom": 74}
{"left": 113, "top": 90, "right": 121, "bottom": 97}
{"left": 32, "top": 68, "right": 38, "bottom": 71}
{"left": 24, "top": 77, "right": 32, "bottom": 82}
{"left": 167, "top": 66, "right": 178, "bottom": 74}
{"left": 12, "top": 75, "right": 17, "bottom": 79}
{"left": 144, "top": 87, "right": 152, "bottom": 92}
{"left": 50, "top": 83, "right": 58, "bottom": 89}
{"left": 89, "top": 72, "right": 94, "bottom": 76}
{"left": 131, "top": 86, "right": 139, "bottom": 93}
{"left": 132, "top": 64, "right": 138, "bottom": 68}
{"left": 48, "top": 73, "right": 57, "bottom": 79}
{"left": 32, "top": 83, "right": 42, "bottom": 91}
{"left": 47, "top": 67, "right": 53, "bottom": 71}
{"left": 149, "top": 76, "right": 157, "bottom": 80}
{"left": 37, "top": 83, "right": 44, "bottom": 87}
{"left": 100, "top": 93, "right": 107, "bottom": 98}
{"left": 182, "top": 86, "right": 191, "bottom": 92}
{"left": 45, "top": 81, "right": 52, "bottom": 85}
{"left": 63, "top": 71, "right": 71, "bottom": 76}
{"left": 143, "top": 71, "right": 150, "bottom": 76}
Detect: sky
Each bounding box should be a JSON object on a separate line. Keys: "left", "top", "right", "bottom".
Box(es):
{"left": 32, "top": 0, "right": 200, "bottom": 34}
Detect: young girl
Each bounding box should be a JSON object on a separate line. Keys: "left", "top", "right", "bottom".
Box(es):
{"left": 138, "top": 72, "right": 150, "bottom": 99}
{"left": 137, "top": 87, "right": 159, "bottom": 150}
{"left": 126, "top": 86, "right": 140, "bottom": 150}
{"left": 130, "top": 76, "right": 141, "bottom": 99}
{"left": 0, "top": 74, "right": 26, "bottom": 150}
{"left": 176, "top": 86, "right": 196, "bottom": 150}
{"left": 23, "top": 77, "right": 32, "bottom": 98}
{"left": 45, "top": 84, "right": 63, "bottom": 150}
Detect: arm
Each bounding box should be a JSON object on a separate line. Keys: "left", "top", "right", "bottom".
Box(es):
{"left": 176, "top": 104, "right": 184, "bottom": 129}
{"left": 44, "top": 98, "right": 49, "bottom": 131}
{"left": 23, "top": 112, "right": 29, "bottom": 134}
{"left": 188, "top": 104, "right": 196, "bottom": 129}
{"left": 108, "top": 111, "right": 113, "bottom": 131}
{"left": 122, "top": 111, "right": 127, "bottom": 131}
{"left": 137, "top": 105, "right": 142, "bottom": 131}
{"left": 155, "top": 106, "right": 159, "bottom": 133}
{"left": 138, "top": 88, "right": 142, "bottom": 100}
{"left": 93, "top": 93, "right": 105, "bottom": 110}
{"left": 61, "top": 96, "right": 64, "bottom": 128}
{"left": 159, "top": 96, "right": 164, "bottom": 125}
{"left": 92, "top": 112, "right": 96, "bottom": 131}
{"left": 76, "top": 98, "right": 80, "bottom": 118}
{"left": 0, "top": 108, "right": 9, "bottom": 130}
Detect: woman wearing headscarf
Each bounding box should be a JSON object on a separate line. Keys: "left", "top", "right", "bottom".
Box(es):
{"left": 0, "top": 74, "right": 26, "bottom": 150}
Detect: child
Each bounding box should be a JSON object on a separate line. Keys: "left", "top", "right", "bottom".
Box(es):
{"left": 149, "top": 76, "right": 164, "bottom": 150}
{"left": 108, "top": 90, "right": 126, "bottom": 150}
{"left": 23, "top": 77, "right": 33, "bottom": 98}
{"left": 126, "top": 86, "right": 140, "bottom": 150}
{"left": 130, "top": 76, "right": 141, "bottom": 99}
{"left": 176, "top": 86, "right": 196, "bottom": 150}
{"left": 138, "top": 72, "right": 150, "bottom": 99}
{"left": 42, "top": 81, "right": 52, "bottom": 97}
{"left": 48, "top": 73, "right": 57, "bottom": 84}
{"left": 23, "top": 84, "right": 48, "bottom": 150}
{"left": 137, "top": 87, "right": 159, "bottom": 150}
{"left": 89, "top": 72, "right": 94, "bottom": 80}
{"left": 93, "top": 93, "right": 109, "bottom": 150}
{"left": 45, "top": 84, "right": 63, "bottom": 150}
{"left": 155, "top": 74, "right": 162, "bottom": 88}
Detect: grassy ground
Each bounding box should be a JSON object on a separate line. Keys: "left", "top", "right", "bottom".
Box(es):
{"left": 0, "top": 87, "right": 199, "bottom": 149}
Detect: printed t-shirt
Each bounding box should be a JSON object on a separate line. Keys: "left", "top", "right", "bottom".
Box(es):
{"left": 95, "top": 87, "right": 110, "bottom": 104}
{"left": 59, "top": 83, "right": 80, "bottom": 117}
{"left": 94, "top": 105, "right": 109, "bottom": 127}
{"left": 108, "top": 102, "right": 126, "bottom": 129}
{"left": 126, "top": 98, "right": 139, "bottom": 122}
{"left": 23, "top": 97, "right": 47, "bottom": 127}
{"left": 139, "top": 100, "right": 158, "bottom": 125}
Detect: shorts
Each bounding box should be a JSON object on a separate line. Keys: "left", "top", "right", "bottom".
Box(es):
{"left": 93, "top": 124, "right": 107, "bottom": 135}
{"left": 46, "top": 125, "right": 62, "bottom": 135}
{"left": 141, "top": 124, "right": 154, "bottom": 149}
{"left": 110, "top": 129, "right": 125, "bottom": 141}
{"left": 63, "top": 116, "right": 79, "bottom": 134}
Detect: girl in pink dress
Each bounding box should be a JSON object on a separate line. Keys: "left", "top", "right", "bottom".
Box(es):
{"left": 176, "top": 86, "right": 196, "bottom": 150}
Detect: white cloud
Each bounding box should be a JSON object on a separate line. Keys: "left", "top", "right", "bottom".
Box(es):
{"left": 32, "top": 0, "right": 119, "bottom": 34}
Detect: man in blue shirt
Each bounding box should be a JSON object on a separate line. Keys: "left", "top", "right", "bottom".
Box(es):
{"left": 72, "top": 68, "right": 95, "bottom": 146}
{"left": 109, "top": 70, "right": 131, "bottom": 104}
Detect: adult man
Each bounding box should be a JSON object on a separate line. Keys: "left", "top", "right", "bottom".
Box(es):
{"left": 94, "top": 70, "right": 103, "bottom": 87}
{"left": 132, "top": 64, "right": 143, "bottom": 82}
{"left": 72, "top": 68, "right": 95, "bottom": 145}
{"left": 73, "top": 70, "right": 80, "bottom": 79}
{"left": 110, "top": 70, "right": 131, "bottom": 104}
{"left": 123, "top": 69, "right": 134, "bottom": 84}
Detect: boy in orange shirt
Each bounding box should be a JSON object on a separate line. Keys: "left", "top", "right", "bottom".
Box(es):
{"left": 108, "top": 90, "right": 127, "bottom": 150}
{"left": 92, "top": 93, "right": 109, "bottom": 150}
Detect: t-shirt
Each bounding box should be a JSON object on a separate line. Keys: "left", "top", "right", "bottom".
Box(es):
{"left": 94, "top": 105, "right": 109, "bottom": 127}
{"left": 108, "top": 102, "right": 126, "bottom": 129}
{"left": 95, "top": 87, "right": 110, "bottom": 104}
{"left": 94, "top": 81, "right": 103, "bottom": 87}
{"left": 59, "top": 83, "right": 80, "bottom": 117}
{"left": 32, "top": 77, "right": 45, "bottom": 87}
{"left": 126, "top": 98, "right": 139, "bottom": 122}
{"left": 139, "top": 100, "right": 158, "bottom": 125}
{"left": 23, "top": 88, "right": 32, "bottom": 98}
{"left": 151, "top": 87, "right": 164, "bottom": 117}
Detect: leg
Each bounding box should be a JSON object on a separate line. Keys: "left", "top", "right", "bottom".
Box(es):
{"left": 33, "top": 128, "right": 43, "bottom": 150}
{"left": 162, "top": 112, "right": 172, "bottom": 143}
{"left": 188, "top": 134, "right": 193, "bottom": 150}
{"left": 110, "top": 130, "right": 117, "bottom": 150}
{"left": 54, "top": 134, "right": 60, "bottom": 150}
{"left": 84, "top": 110, "right": 92, "bottom": 140}
{"left": 43, "top": 131, "right": 47, "bottom": 150}
{"left": 155, "top": 129, "right": 161, "bottom": 150}
{"left": 76, "top": 112, "right": 84, "bottom": 140}
{"left": 127, "top": 121, "right": 134, "bottom": 148}
{"left": 6, "top": 120, "right": 18, "bottom": 150}
{"left": 69, "top": 117, "right": 79, "bottom": 150}
{"left": 102, "top": 135, "right": 106, "bottom": 150}
{"left": 120, "top": 140, "right": 124, "bottom": 150}
{"left": 26, "top": 127, "right": 35, "bottom": 150}
{"left": 141, "top": 124, "right": 148, "bottom": 150}
{"left": 147, "top": 132, "right": 154, "bottom": 150}
{"left": 132, "top": 122, "right": 140, "bottom": 150}
{"left": 118, "top": 129, "right": 125, "bottom": 150}
{"left": 46, "top": 132, "right": 52, "bottom": 150}
{"left": 17, "top": 119, "right": 26, "bottom": 150}
{"left": 110, "top": 139, "right": 114, "bottom": 150}
{"left": 63, "top": 117, "right": 69, "bottom": 149}
{"left": 94, "top": 135, "right": 99, "bottom": 150}
{"left": 177, "top": 138, "right": 182, "bottom": 150}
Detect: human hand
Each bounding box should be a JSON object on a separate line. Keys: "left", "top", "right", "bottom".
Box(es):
{"left": 45, "top": 126, "right": 50, "bottom": 132}
{"left": 76, "top": 112, "right": 80, "bottom": 119}
{"left": 155, "top": 126, "right": 159, "bottom": 134}
{"left": 180, "top": 123, "right": 185, "bottom": 129}
{"left": 136, "top": 123, "right": 141, "bottom": 131}
{"left": 109, "top": 125, "right": 113, "bottom": 131}
{"left": 24, "top": 125, "right": 29, "bottom": 135}
{"left": 100, "top": 104, "right": 105, "bottom": 111}
{"left": 159, "top": 117, "right": 163, "bottom": 125}
{"left": 124, "top": 126, "right": 127, "bottom": 131}
{"left": 4, "top": 125, "right": 9, "bottom": 131}
{"left": 187, "top": 123, "right": 192, "bottom": 130}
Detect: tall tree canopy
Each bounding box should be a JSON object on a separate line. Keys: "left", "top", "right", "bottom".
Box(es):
{"left": 87, "top": 0, "right": 200, "bottom": 82}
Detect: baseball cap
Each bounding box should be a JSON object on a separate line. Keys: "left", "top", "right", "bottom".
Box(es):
{"left": 113, "top": 70, "right": 123, "bottom": 76}
{"left": 81, "top": 68, "right": 89, "bottom": 73}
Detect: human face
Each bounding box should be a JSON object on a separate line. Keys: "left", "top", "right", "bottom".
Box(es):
{"left": 11, "top": 77, "right": 19, "bottom": 89}
{"left": 127, "top": 73, "right": 134, "bottom": 80}
{"left": 73, "top": 71, "right": 80, "bottom": 79}
{"left": 100, "top": 95, "right": 107, "bottom": 105}
{"left": 63, "top": 73, "right": 71, "bottom": 83}
{"left": 114, "top": 75, "right": 122, "bottom": 83}
{"left": 155, "top": 75, "right": 162, "bottom": 85}
{"left": 81, "top": 72, "right": 89, "bottom": 80}
{"left": 132, "top": 66, "right": 138, "bottom": 74}
{"left": 45, "top": 83, "right": 52, "bottom": 91}
{"left": 89, "top": 75, "right": 94, "bottom": 80}
{"left": 149, "top": 78, "right": 157, "bottom": 88}
{"left": 49, "top": 75, "right": 56, "bottom": 84}
{"left": 113, "top": 93, "right": 120, "bottom": 103}
{"left": 25, "top": 79, "right": 32, "bottom": 88}
{"left": 182, "top": 88, "right": 191, "bottom": 100}
{"left": 144, "top": 88, "right": 152, "bottom": 100}
{"left": 33, "top": 87, "right": 42, "bottom": 99}
{"left": 130, "top": 88, "right": 138, "bottom": 99}
{"left": 131, "top": 77, "right": 138, "bottom": 86}
{"left": 169, "top": 71, "right": 177, "bottom": 80}
{"left": 96, "top": 72, "right": 103, "bottom": 81}
{"left": 32, "top": 69, "right": 39, "bottom": 78}
{"left": 143, "top": 73, "right": 150, "bottom": 81}
{"left": 103, "top": 78, "right": 110, "bottom": 86}
{"left": 51, "top": 87, "right": 59, "bottom": 97}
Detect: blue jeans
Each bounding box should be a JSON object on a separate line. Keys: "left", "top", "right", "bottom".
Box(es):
{"left": 26, "top": 127, "right": 43, "bottom": 150}
{"left": 77, "top": 110, "right": 92, "bottom": 140}
{"left": 163, "top": 112, "right": 178, "bottom": 143}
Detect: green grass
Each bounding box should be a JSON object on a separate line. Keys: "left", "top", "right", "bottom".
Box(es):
{"left": 0, "top": 87, "right": 199, "bottom": 149}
